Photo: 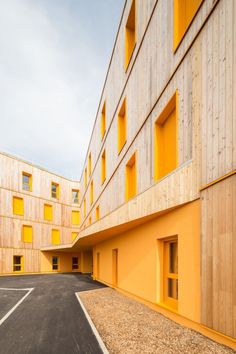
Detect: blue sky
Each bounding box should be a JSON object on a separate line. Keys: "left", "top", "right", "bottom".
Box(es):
{"left": 0, "top": 0, "right": 124, "bottom": 180}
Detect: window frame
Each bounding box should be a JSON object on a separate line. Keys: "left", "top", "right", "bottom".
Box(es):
{"left": 13, "top": 255, "right": 23, "bottom": 272}
{"left": 163, "top": 236, "right": 178, "bottom": 310}
{"left": 52, "top": 256, "right": 59, "bottom": 271}
{"left": 22, "top": 225, "right": 33, "bottom": 243}
{"left": 118, "top": 98, "right": 127, "bottom": 154}
{"left": 22, "top": 172, "right": 32, "bottom": 192}
{"left": 51, "top": 182, "right": 59, "bottom": 199}
{"left": 125, "top": 152, "right": 137, "bottom": 201}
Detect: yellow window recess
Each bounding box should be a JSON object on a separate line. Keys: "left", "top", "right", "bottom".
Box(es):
{"left": 52, "top": 229, "right": 60, "bottom": 245}
{"left": 154, "top": 92, "right": 178, "bottom": 181}
{"left": 72, "top": 257, "right": 79, "bottom": 270}
{"left": 51, "top": 182, "right": 59, "bottom": 199}
{"left": 52, "top": 256, "right": 59, "bottom": 271}
{"left": 22, "top": 172, "right": 32, "bottom": 191}
{"left": 72, "top": 232, "right": 78, "bottom": 242}
{"left": 90, "top": 180, "right": 94, "bottom": 205}
{"left": 13, "top": 255, "right": 23, "bottom": 272}
{"left": 163, "top": 237, "right": 178, "bottom": 310}
{"left": 72, "top": 210, "right": 80, "bottom": 225}
{"left": 125, "top": 153, "right": 137, "bottom": 201}
{"left": 112, "top": 249, "right": 118, "bottom": 286}
{"left": 125, "top": 0, "right": 136, "bottom": 70}
{"left": 44, "top": 204, "right": 53, "bottom": 221}
{"left": 101, "top": 101, "right": 106, "bottom": 140}
{"left": 101, "top": 149, "right": 106, "bottom": 185}
{"left": 72, "top": 189, "right": 79, "bottom": 204}
{"left": 96, "top": 253, "right": 100, "bottom": 279}
{"left": 13, "top": 196, "right": 24, "bottom": 216}
{"left": 96, "top": 205, "right": 100, "bottom": 221}
{"left": 89, "top": 216, "right": 92, "bottom": 225}
{"left": 22, "top": 225, "right": 33, "bottom": 243}
{"left": 84, "top": 168, "right": 88, "bottom": 188}
{"left": 174, "top": 0, "right": 203, "bottom": 51}
{"left": 118, "top": 98, "right": 127, "bottom": 153}
{"left": 84, "top": 198, "right": 86, "bottom": 217}
{"left": 88, "top": 153, "right": 92, "bottom": 177}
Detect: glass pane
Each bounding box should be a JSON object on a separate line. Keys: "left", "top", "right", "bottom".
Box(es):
{"left": 52, "top": 265, "right": 58, "bottom": 270}
{"left": 23, "top": 175, "right": 30, "bottom": 184}
{"left": 169, "top": 242, "right": 178, "bottom": 274}
{"left": 52, "top": 257, "right": 58, "bottom": 265}
{"left": 14, "top": 265, "right": 21, "bottom": 271}
{"left": 72, "top": 265, "right": 78, "bottom": 270}
{"left": 52, "top": 184, "right": 57, "bottom": 192}
{"left": 168, "top": 278, "right": 178, "bottom": 300}
{"left": 14, "top": 256, "right": 21, "bottom": 264}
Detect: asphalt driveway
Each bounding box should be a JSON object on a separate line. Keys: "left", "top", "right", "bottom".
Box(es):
{"left": 0, "top": 273, "right": 106, "bottom": 354}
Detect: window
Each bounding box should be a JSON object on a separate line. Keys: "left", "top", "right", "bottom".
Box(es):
{"left": 125, "top": 153, "right": 137, "bottom": 201}
{"left": 72, "top": 189, "right": 79, "bottom": 204}
{"left": 101, "top": 149, "right": 106, "bottom": 184}
{"left": 52, "top": 256, "right": 59, "bottom": 271}
{"left": 51, "top": 182, "right": 59, "bottom": 199}
{"left": 84, "top": 168, "right": 88, "bottom": 188}
{"left": 52, "top": 229, "right": 60, "bottom": 245}
{"left": 90, "top": 180, "right": 94, "bottom": 205}
{"left": 96, "top": 205, "right": 100, "bottom": 221}
{"left": 13, "top": 256, "right": 23, "bottom": 272}
{"left": 163, "top": 237, "right": 178, "bottom": 310}
{"left": 96, "top": 252, "right": 100, "bottom": 279}
{"left": 72, "top": 210, "right": 80, "bottom": 225}
{"left": 44, "top": 204, "right": 53, "bottom": 221}
{"left": 22, "top": 172, "right": 32, "bottom": 191}
{"left": 174, "top": 0, "right": 203, "bottom": 50}
{"left": 154, "top": 92, "right": 178, "bottom": 181}
{"left": 112, "top": 249, "right": 118, "bottom": 286}
{"left": 13, "top": 197, "right": 24, "bottom": 215}
{"left": 72, "top": 257, "right": 79, "bottom": 270}
{"left": 118, "top": 98, "right": 127, "bottom": 153}
{"left": 125, "top": 0, "right": 136, "bottom": 69}
{"left": 84, "top": 199, "right": 86, "bottom": 217}
{"left": 22, "top": 225, "right": 33, "bottom": 243}
{"left": 101, "top": 101, "right": 106, "bottom": 140}
{"left": 89, "top": 216, "right": 92, "bottom": 225}
{"left": 72, "top": 232, "right": 78, "bottom": 242}
{"left": 88, "top": 153, "right": 92, "bottom": 177}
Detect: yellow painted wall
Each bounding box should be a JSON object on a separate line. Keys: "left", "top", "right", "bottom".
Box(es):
{"left": 41, "top": 251, "right": 82, "bottom": 273}
{"left": 93, "top": 200, "right": 200, "bottom": 323}
{"left": 81, "top": 251, "right": 93, "bottom": 273}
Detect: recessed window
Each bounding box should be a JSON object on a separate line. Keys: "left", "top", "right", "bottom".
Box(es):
{"left": 52, "top": 229, "right": 60, "bottom": 245}
{"left": 173, "top": 0, "right": 203, "bottom": 50}
{"left": 72, "top": 232, "right": 78, "bottom": 242}
{"left": 13, "top": 256, "right": 23, "bottom": 272}
{"left": 118, "top": 98, "right": 127, "bottom": 153}
{"left": 125, "top": 153, "right": 137, "bottom": 201}
{"left": 52, "top": 256, "right": 59, "bottom": 271}
{"left": 101, "top": 101, "right": 106, "bottom": 140}
{"left": 13, "top": 197, "right": 24, "bottom": 216}
{"left": 154, "top": 92, "right": 178, "bottom": 181}
{"left": 72, "top": 210, "right": 80, "bottom": 225}
{"left": 22, "top": 172, "right": 32, "bottom": 191}
{"left": 51, "top": 182, "right": 59, "bottom": 199}
{"left": 72, "top": 257, "right": 79, "bottom": 270}
{"left": 125, "top": 0, "right": 136, "bottom": 70}
{"left": 72, "top": 189, "right": 79, "bottom": 204}
{"left": 84, "top": 199, "right": 86, "bottom": 217}
{"left": 88, "top": 153, "right": 92, "bottom": 177}
{"left": 163, "top": 237, "right": 178, "bottom": 310}
{"left": 22, "top": 225, "right": 33, "bottom": 243}
{"left": 101, "top": 149, "right": 106, "bottom": 184}
{"left": 96, "top": 205, "right": 100, "bottom": 221}
{"left": 89, "top": 216, "right": 92, "bottom": 225}
{"left": 90, "top": 180, "right": 94, "bottom": 205}
{"left": 84, "top": 168, "right": 88, "bottom": 188}
{"left": 44, "top": 204, "right": 53, "bottom": 221}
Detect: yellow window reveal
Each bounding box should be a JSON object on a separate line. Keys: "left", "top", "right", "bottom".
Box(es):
{"left": 84, "top": 199, "right": 86, "bottom": 217}
{"left": 13, "top": 197, "right": 24, "bottom": 216}
{"left": 22, "top": 172, "right": 32, "bottom": 191}
{"left": 101, "top": 101, "right": 106, "bottom": 140}
{"left": 101, "top": 149, "right": 106, "bottom": 185}
{"left": 90, "top": 180, "right": 94, "bottom": 205}
{"left": 84, "top": 168, "right": 88, "bottom": 187}
{"left": 22, "top": 225, "right": 33, "bottom": 243}
{"left": 125, "top": 153, "right": 137, "bottom": 201}
{"left": 72, "top": 257, "right": 79, "bottom": 270}
{"left": 96, "top": 205, "right": 100, "bottom": 221}
{"left": 51, "top": 182, "right": 59, "bottom": 199}
{"left": 118, "top": 98, "right": 127, "bottom": 153}
{"left": 88, "top": 153, "right": 92, "bottom": 177}
{"left": 163, "top": 237, "right": 178, "bottom": 310}
{"left": 44, "top": 204, "right": 53, "bottom": 221}
{"left": 72, "top": 210, "right": 80, "bottom": 225}
{"left": 125, "top": 0, "right": 136, "bottom": 69}
{"left": 52, "top": 229, "right": 60, "bottom": 245}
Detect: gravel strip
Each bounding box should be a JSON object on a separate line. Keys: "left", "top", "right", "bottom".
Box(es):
{"left": 79, "top": 288, "right": 235, "bottom": 354}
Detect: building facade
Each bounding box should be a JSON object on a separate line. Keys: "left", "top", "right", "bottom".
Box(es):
{"left": 0, "top": 0, "right": 236, "bottom": 348}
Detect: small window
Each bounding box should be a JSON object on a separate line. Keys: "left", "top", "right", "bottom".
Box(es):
{"left": 88, "top": 153, "right": 92, "bottom": 177}
{"left": 72, "top": 189, "right": 79, "bottom": 204}
{"left": 22, "top": 225, "right": 33, "bottom": 243}
{"left": 101, "top": 101, "right": 106, "bottom": 140}
{"left": 90, "top": 180, "right": 94, "bottom": 205}
{"left": 72, "top": 232, "right": 78, "bottom": 242}
{"left": 118, "top": 98, "right": 127, "bottom": 153}
{"left": 84, "top": 168, "right": 88, "bottom": 188}
{"left": 13, "top": 197, "right": 24, "bottom": 216}
{"left": 163, "top": 238, "right": 178, "bottom": 310}
{"left": 13, "top": 256, "right": 23, "bottom": 272}
{"left": 52, "top": 256, "right": 59, "bottom": 271}
{"left": 125, "top": 153, "right": 137, "bottom": 201}
{"left": 22, "top": 172, "right": 32, "bottom": 191}
{"left": 101, "top": 149, "right": 106, "bottom": 185}
{"left": 84, "top": 199, "right": 86, "bottom": 217}
{"left": 44, "top": 204, "right": 53, "bottom": 221}
{"left": 51, "top": 182, "right": 59, "bottom": 199}
{"left": 72, "top": 257, "right": 79, "bottom": 270}
{"left": 174, "top": 0, "right": 203, "bottom": 50}
{"left": 72, "top": 210, "right": 80, "bottom": 225}
{"left": 96, "top": 205, "right": 100, "bottom": 221}
{"left": 125, "top": 0, "right": 136, "bottom": 70}
{"left": 52, "top": 229, "right": 60, "bottom": 245}
{"left": 154, "top": 92, "right": 178, "bottom": 181}
{"left": 89, "top": 216, "right": 92, "bottom": 225}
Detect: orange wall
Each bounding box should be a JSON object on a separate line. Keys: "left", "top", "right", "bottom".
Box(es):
{"left": 41, "top": 251, "right": 81, "bottom": 273}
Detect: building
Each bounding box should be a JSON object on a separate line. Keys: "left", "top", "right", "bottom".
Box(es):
{"left": 0, "top": 0, "right": 236, "bottom": 349}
